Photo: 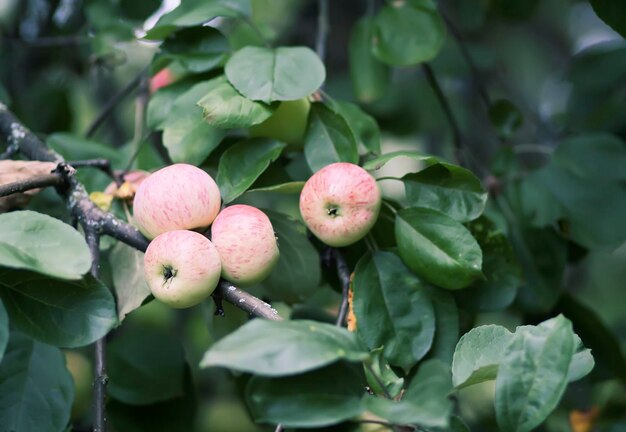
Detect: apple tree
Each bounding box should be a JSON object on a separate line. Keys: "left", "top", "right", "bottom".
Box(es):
{"left": 0, "top": 0, "right": 625, "bottom": 431}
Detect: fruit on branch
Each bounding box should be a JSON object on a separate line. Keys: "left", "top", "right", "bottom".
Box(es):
{"left": 144, "top": 230, "right": 221, "bottom": 308}
{"left": 64, "top": 350, "right": 93, "bottom": 420}
{"left": 133, "top": 163, "right": 221, "bottom": 239}
{"left": 300, "top": 162, "right": 381, "bottom": 247}
{"left": 249, "top": 98, "right": 311, "bottom": 146}
{"left": 211, "top": 204, "right": 279, "bottom": 286}
{"left": 150, "top": 68, "right": 176, "bottom": 93}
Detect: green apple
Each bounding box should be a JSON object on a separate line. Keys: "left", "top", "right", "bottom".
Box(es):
{"left": 249, "top": 98, "right": 311, "bottom": 146}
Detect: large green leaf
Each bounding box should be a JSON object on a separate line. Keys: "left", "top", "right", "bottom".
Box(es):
{"left": 395, "top": 207, "right": 483, "bottom": 290}
{"left": 0, "top": 211, "right": 91, "bottom": 280}
{"left": 348, "top": 17, "right": 391, "bottom": 103}
{"left": 304, "top": 103, "right": 358, "bottom": 172}
{"left": 197, "top": 76, "right": 276, "bottom": 129}
{"left": 47, "top": 132, "right": 123, "bottom": 165}
{"left": 161, "top": 81, "right": 226, "bottom": 164}
{"left": 263, "top": 210, "right": 321, "bottom": 304}
{"left": 403, "top": 162, "right": 488, "bottom": 222}
{"left": 109, "top": 242, "right": 150, "bottom": 321}
{"left": 495, "top": 315, "right": 576, "bottom": 432}
{"left": 225, "top": 46, "right": 325, "bottom": 103}
{"left": 108, "top": 324, "right": 187, "bottom": 405}
{"left": 362, "top": 150, "right": 439, "bottom": 171}
{"left": 367, "top": 359, "right": 453, "bottom": 428}
{"left": 158, "top": 27, "right": 230, "bottom": 73}
{"left": 352, "top": 251, "right": 435, "bottom": 371}
{"left": 363, "top": 348, "right": 404, "bottom": 398}
{"left": 216, "top": 139, "right": 286, "bottom": 203}
{"left": 451, "top": 325, "right": 513, "bottom": 389}
{"left": 0, "top": 300, "right": 7, "bottom": 363}
{"left": 145, "top": 0, "right": 251, "bottom": 39}
{"left": 590, "top": 0, "right": 626, "bottom": 38}
{"left": 200, "top": 319, "right": 369, "bottom": 376}
{"left": 0, "top": 331, "right": 73, "bottom": 432}
{"left": 372, "top": 0, "right": 446, "bottom": 66}
{"left": 333, "top": 101, "right": 381, "bottom": 155}
{"left": 0, "top": 269, "right": 118, "bottom": 347}
{"left": 425, "top": 286, "right": 459, "bottom": 365}
{"left": 147, "top": 80, "right": 192, "bottom": 129}
{"left": 246, "top": 362, "right": 365, "bottom": 427}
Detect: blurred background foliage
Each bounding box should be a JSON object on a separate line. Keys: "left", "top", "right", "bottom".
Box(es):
{"left": 0, "top": 0, "right": 625, "bottom": 431}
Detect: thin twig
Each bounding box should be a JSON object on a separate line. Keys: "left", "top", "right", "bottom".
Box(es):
{"left": 67, "top": 159, "right": 119, "bottom": 183}
{"left": 316, "top": 0, "right": 330, "bottom": 63}
{"left": 85, "top": 67, "right": 148, "bottom": 138}
{"left": 334, "top": 249, "right": 351, "bottom": 327}
{"left": 0, "top": 173, "right": 63, "bottom": 197}
{"left": 218, "top": 281, "right": 282, "bottom": 321}
{"left": 421, "top": 64, "right": 465, "bottom": 166}
{"left": 274, "top": 425, "right": 284, "bottom": 432}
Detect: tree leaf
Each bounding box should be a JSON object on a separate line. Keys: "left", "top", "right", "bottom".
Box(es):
{"left": 147, "top": 80, "right": 192, "bottom": 130}
{"left": 403, "top": 162, "right": 488, "bottom": 222}
{"left": 568, "top": 335, "right": 595, "bottom": 383}
{"left": 332, "top": 100, "right": 381, "bottom": 155}
{"left": 158, "top": 27, "right": 230, "bottom": 73}
{"left": 495, "top": 315, "right": 576, "bottom": 432}
{"left": 395, "top": 207, "right": 483, "bottom": 290}
{"left": 0, "top": 211, "right": 91, "bottom": 280}
{"left": 0, "top": 331, "right": 73, "bottom": 432}
{"left": 197, "top": 76, "right": 276, "bottom": 129}
{"left": 246, "top": 362, "right": 365, "bottom": 427}
{"left": 488, "top": 99, "right": 523, "bottom": 140}
{"left": 263, "top": 210, "right": 321, "bottom": 304}
{"left": 372, "top": 0, "right": 446, "bottom": 66}
{"left": 363, "top": 348, "right": 404, "bottom": 398}
{"left": 367, "top": 359, "right": 453, "bottom": 428}
{"left": 161, "top": 81, "right": 226, "bottom": 165}
{"left": 216, "top": 138, "right": 286, "bottom": 203}
{"left": 451, "top": 325, "right": 513, "bottom": 389}
{"left": 109, "top": 241, "right": 150, "bottom": 321}
{"left": 247, "top": 181, "right": 305, "bottom": 195}
{"left": 0, "top": 300, "right": 7, "bottom": 363}
{"left": 590, "top": 0, "right": 626, "bottom": 38}
{"left": 362, "top": 150, "right": 439, "bottom": 171}
{"left": 225, "top": 46, "right": 325, "bottom": 103}
{"left": 200, "top": 319, "right": 369, "bottom": 376}
{"left": 0, "top": 269, "right": 118, "bottom": 347}
{"left": 304, "top": 103, "right": 358, "bottom": 172}
{"left": 145, "top": 0, "right": 251, "bottom": 40}
{"left": 108, "top": 324, "right": 187, "bottom": 405}
{"left": 425, "top": 286, "right": 459, "bottom": 365}
{"left": 352, "top": 251, "right": 435, "bottom": 371}
{"left": 349, "top": 17, "right": 391, "bottom": 103}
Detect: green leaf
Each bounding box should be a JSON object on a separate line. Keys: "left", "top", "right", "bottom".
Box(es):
{"left": 568, "top": 335, "right": 595, "bottom": 383}
{"left": 47, "top": 132, "right": 123, "bottom": 165}
{"left": 451, "top": 325, "right": 513, "bottom": 389}
{"left": 349, "top": 17, "right": 391, "bottom": 103}
{"left": 590, "top": 0, "right": 626, "bottom": 38}
{"left": 0, "top": 269, "right": 118, "bottom": 347}
{"left": 216, "top": 139, "right": 286, "bottom": 203}
{"left": 200, "top": 319, "right": 369, "bottom": 376}
{"left": 304, "top": 103, "right": 358, "bottom": 172}
{"left": 225, "top": 46, "right": 325, "bottom": 103}
{"left": 363, "top": 348, "right": 404, "bottom": 398}
{"left": 158, "top": 27, "right": 230, "bottom": 73}
{"left": 147, "top": 80, "right": 192, "bottom": 129}
{"left": 395, "top": 207, "right": 483, "bottom": 290}
{"left": 403, "top": 162, "right": 488, "bottom": 222}
{"left": 109, "top": 242, "right": 150, "bottom": 321}
{"left": 352, "top": 251, "right": 436, "bottom": 371}
{"left": 0, "top": 82, "right": 11, "bottom": 105}
{"left": 495, "top": 315, "right": 576, "bottom": 432}
{"left": 0, "top": 300, "right": 7, "bottom": 363}
{"left": 372, "top": 0, "right": 446, "bottom": 66}
{"left": 247, "top": 181, "right": 305, "bottom": 194}
{"left": 425, "top": 286, "right": 459, "bottom": 365}
{"left": 488, "top": 99, "right": 523, "bottom": 140}
{"left": 108, "top": 324, "right": 187, "bottom": 405}
{"left": 367, "top": 359, "right": 453, "bottom": 428}
{"left": 333, "top": 100, "right": 382, "bottom": 155}
{"left": 197, "top": 76, "right": 276, "bottom": 129}
{"left": 145, "top": 0, "right": 251, "bottom": 40}
{"left": 246, "top": 362, "right": 365, "bottom": 427}
{"left": 0, "top": 331, "right": 73, "bottom": 432}
{"left": 263, "top": 210, "right": 321, "bottom": 304}
{"left": 161, "top": 81, "right": 226, "bottom": 165}
{"left": 362, "top": 150, "right": 439, "bottom": 171}
{"left": 0, "top": 211, "right": 91, "bottom": 280}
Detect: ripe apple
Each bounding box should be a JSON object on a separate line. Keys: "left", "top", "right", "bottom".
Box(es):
{"left": 133, "top": 163, "right": 221, "bottom": 239}
{"left": 211, "top": 205, "right": 279, "bottom": 286}
{"left": 150, "top": 68, "right": 175, "bottom": 93}
{"left": 144, "top": 230, "right": 222, "bottom": 308}
{"left": 299, "top": 162, "right": 381, "bottom": 247}
{"left": 249, "top": 98, "right": 311, "bottom": 146}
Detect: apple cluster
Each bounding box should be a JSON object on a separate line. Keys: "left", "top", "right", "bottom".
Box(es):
{"left": 135, "top": 164, "right": 279, "bottom": 308}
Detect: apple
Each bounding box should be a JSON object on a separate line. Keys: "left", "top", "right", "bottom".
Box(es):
{"left": 150, "top": 68, "right": 175, "bottom": 93}
{"left": 211, "top": 205, "right": 279, "bottom": 286}
{"left": 133, "top": 163, "right": 221, "bottom": 239}
{"left": 144, "top": 230, "right": 222, "bottom": 308}
{"left": 249, "top": 98, "right": 311, "bottom": 146}
{"left": 299, "top": 162, "right": 381, "bottom": 247}
{"left": 64, "top": 350, "right": 93, "bottom": 420}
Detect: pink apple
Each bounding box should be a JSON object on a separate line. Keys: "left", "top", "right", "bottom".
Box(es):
{"left": 299, "top": 162, "right": 381, "bottom": 247}
{"left": 133, "top": 164, "right": 221, "bottom": 239}
{"left": 150, "top": 68, "right": 175, "bottom": 93}
{"left": 211, "top": 205, "right": 279, "bottom": 286}
{"left": 144, "top": 230, "right": 221, "bottom": 308}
